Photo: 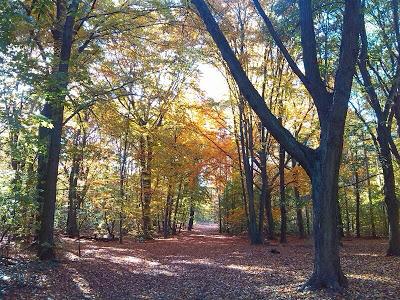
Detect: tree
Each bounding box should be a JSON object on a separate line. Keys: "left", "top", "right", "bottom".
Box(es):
{"left": 191, "top": 0, "right": 361, "bottom": 290}
{"left": 356, "top": 0, "right": 400, "bottom": 255}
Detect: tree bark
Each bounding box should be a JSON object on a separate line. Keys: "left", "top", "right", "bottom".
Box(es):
{"left": 239, "top": 99, "right": 261, "bottom": 244}
{"left": 37, "top": 0, "right": 81, "bottom": 260}
{"left": 188, "top": 206, "right": 194, "bottom": 231}
{"left": 172, "top": 181, "right": 183, "bottom": 235}
{"left": 377, "top": 125, "right": 400, "bottom": 255}
{"left": 163, "top": 184, "right": 173, "bottom": 238}
{"left": 140, "top": 135, "right": 153, "bottom": 239}
{"left": 279, "top": 138, "right": 287, "bottom": 243}
{"left": 292, "top": 159, "right": 305, "bottom": 238}
{"left": 66, "top": 149, "right": 80, "bottom": 237}
{"left": 257, "top": 130, "right": 267, "bottom": 242}
{"left": 363, "top": 140, "right": 376, "bottom": 237}
{"left": 306, "top": 148, "right": 347, "bottom": 290}
{"left": 66, "top": 127, "right": 86, "bottom": 238}
{"left": 354, "top": 170, "right": 361, "bottom": 238}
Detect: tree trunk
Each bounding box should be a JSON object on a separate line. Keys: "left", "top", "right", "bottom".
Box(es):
{"left": 188, "top": 207, "right": 194, "bottom": 231}
{"left": 295, "top": 191, "right": 305, "bottom": 238}
{"left": 265, "top": 186, "right": 274, "bottom": 239}
{"left": 257, "top": 126, "right": 268, "bottom": 242}
{"left": 354, "top": 170, "right": 361, "bottom": 238}
{"left": 37, "top": 0, "right": 80, "bottom": 260}
{"left": 343, "top": 189, "right": 351, "bottom": 236}
{"left": 337, "top": 201, "right": 344, "bottom": 239}
{"left": 37, "top": 104, "right": 64, "bottom": 260}
{"left": 239, "top": 100, "right": 260, "bottom": 244}
{"left": 377, "top": 125, "right": 400, "bottom": 255}
{"left": 218, "top": 195, "right": 222, "bottom": 234}
{"left": 305, "top": 205, "right": 311, "bottom": 236}
{"left": 192, "top": 0, "right": 360, "bottom": 291}
{"left": 293, "top": 159, "right": 305, "bottom": 238}
{"left": 363, "top": 141, "right": 376, "bottom": 237}
{"left": 305, "top": 150, "right": 347, "bottom": 291}
{"left": 279, "top": 140, "right": 287, "bottom": 243}
{"left": 163, "top": 184, "right": 173, "bottom": 238}
{"left": 66, "top": 156, "right": 79, "bottom": 237}
{"left": 140, "top": 135, "right": 153, "bottom": 239}
{"left": 394, "top": 95, "right": 400, "bottom": 138}
{"left": 172, "top": 182, "right": 183, "bottom": 235}
{"left": 119, "top": 212, "right": 123, "bottom": 244}
{"left": 66, "top": 130, "right": 82, "bottom": 238}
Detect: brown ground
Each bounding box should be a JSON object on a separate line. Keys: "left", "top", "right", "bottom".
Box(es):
{"left": 1, "top": 224, "right": 399, "bottom": 299}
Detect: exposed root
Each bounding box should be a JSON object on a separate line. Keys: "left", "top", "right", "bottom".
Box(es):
{"left": 299, "top": 273, "right": 348, "bottom": 293}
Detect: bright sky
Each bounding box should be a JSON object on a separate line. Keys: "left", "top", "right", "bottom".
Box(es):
{"left": 198, "top": 64, "right": 229, "bottom": 101}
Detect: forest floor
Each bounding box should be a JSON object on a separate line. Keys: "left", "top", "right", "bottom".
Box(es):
{"left": 1, "top": 224, "right": 399, "bottom": 299}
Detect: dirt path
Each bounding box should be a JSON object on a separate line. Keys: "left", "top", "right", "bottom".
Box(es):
{"left": 2, "top": 225, "right": 400, "bottom": 299}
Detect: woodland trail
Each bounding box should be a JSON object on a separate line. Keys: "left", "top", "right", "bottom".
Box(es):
{"left": 1, "top": 225, "right": 400, "bottom": 299}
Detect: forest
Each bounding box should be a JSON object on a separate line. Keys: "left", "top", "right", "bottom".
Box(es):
{"left": 0, "top": 0, "right": 400, "bottom": 299}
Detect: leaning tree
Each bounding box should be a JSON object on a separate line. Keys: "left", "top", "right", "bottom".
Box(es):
{"left": 191, "top": 0, "right": 361, "bottom": 291}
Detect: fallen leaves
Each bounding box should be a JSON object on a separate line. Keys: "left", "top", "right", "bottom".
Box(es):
{"left": 1, "top": 225, "right": 400, "bottom": 299}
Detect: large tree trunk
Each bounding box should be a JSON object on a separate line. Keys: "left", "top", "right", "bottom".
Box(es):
{"left": 394, "top": 95, "right": 400, "bottom": 138}
{"left": 191, "top": 0, "right": 360, "bottom": 291}
{"left": 305, "top": 146, "right": 347, "bottom": 290}
{"left": 37, "top": 0, "right": 80, "bottom": 260}
{"left": 377, "top": 125, "right": 400, "bottom": 255}
{"left": 37, "top": 104, "right": 64, "bottom": 260}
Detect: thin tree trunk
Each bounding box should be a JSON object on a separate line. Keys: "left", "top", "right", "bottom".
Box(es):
{"left": 66, "top": 130, "right": 81, "bottom": 238}
{"left": 163, "top": 184, "right": 173, "bottom": 238}
{"left": 265, "top": 186, "right": 274, "bottom": 239}
{"left": 337, "top": 201, "right": 344, "bottom": 239}
{"left": 218, "top": 195, "right": 222, "bottom": 234}
{"left": 343, "top": 189, "right": 351, "bottom": 236}
{"left": 172, "top": 181, "right": 183, "bottom": 235}
{"left": 188, "top": 206, "right": 194, "bottom": 231}
{"left": 292, "top": 159, "right": 305, "bottom": 238}
{"left": 305, "top": 205, "right": 310, "bottom": 236}
{"left": 239, "top": 100, "right": 260, "bottom": 244}
{"left": 354, "top": 170, "right": 361, "bottom": 238}
{"left": 140, "top": 135, "right": 152, "bottom": 239}
{"left": 279, "top": 136, "right": 287, "bottom": 244}
{"left": 257, "top": 126, "right": 267, "bottom": 242}
{"left": 363, "top": 141, "right": 376, "bottom": 237}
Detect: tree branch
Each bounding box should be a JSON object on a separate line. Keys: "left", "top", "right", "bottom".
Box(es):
{"left": 191, "top": 0, "right": 315, "bottom": 176}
